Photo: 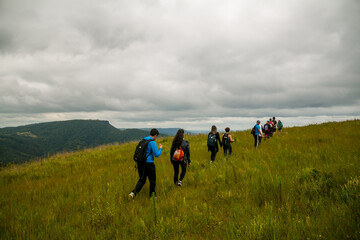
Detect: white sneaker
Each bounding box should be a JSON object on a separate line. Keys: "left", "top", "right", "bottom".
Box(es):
{"left": 177, "top": 180, "right": 182, "bottom": 187}
{"left": 128, "top": 192, "right": 135, "bottom": 200}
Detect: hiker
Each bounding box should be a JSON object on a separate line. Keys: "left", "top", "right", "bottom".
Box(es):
{"left": 170, "top": 129, "right": 191, "bottom": 187}
{"left": 272, "top": 117, "right": 277, "bottom": 136}
{"left": 259, "top": 122, "right": 263, "bottom": 145}
{"left": 253, "top": 120, "right": 263, "bottom": 148}
{"left": 263, "top": 121, "right": 271, "bottom": 139}
{"left": 222, "top": 127, "right": 235, "bottom": 157}
{"left": 269, "top": 118, "right": 274, "bottom": 137}
{"left": 207, "top": 125, "right": 222, "bottom": 163}
{"left": 278, "top": 120, "right": 283, "bottom": 135}
{"left": 129, "top": 129, "right": 163, "bottom": 199}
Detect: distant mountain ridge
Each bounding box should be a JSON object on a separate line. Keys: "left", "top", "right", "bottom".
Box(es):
{"left": 0, "top": 120, "right": 149, "bottom": 165}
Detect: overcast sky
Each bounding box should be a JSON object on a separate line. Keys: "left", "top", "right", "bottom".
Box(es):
{"left": 0, "top": 0, "right": 359, "bottom": 130}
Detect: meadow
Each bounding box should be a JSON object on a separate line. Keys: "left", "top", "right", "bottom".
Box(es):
{"left": 0, "top": 120, "right": 359, "bottom": 239}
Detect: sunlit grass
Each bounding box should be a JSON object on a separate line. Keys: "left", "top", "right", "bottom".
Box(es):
{"left": 0, "top": 120, "right": 359, "bottom": 239}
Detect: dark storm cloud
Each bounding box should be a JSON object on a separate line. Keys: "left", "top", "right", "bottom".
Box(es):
{"left": 0, "top": 0, "right": 359, "bottom": 128}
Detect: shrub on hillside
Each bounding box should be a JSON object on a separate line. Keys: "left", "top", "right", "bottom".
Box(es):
{"left": 340, "top": 176, "right": 360, "bottom": 221}
{"left": 341, "top": 176, "right": 360, "bottom": 202}
{"left": 294, "top": 168, "right": 337, "bottom": 199}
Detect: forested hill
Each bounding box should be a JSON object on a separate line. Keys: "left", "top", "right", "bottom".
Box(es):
{"left": 0, "top": 120, "right": 149, "bottom": 165}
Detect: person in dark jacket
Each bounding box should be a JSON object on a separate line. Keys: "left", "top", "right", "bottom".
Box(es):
{"left": 170, "top": 129, "right": 191, "bottom": 187}
{"left": 207, "top": 125, "right": 222, "bottom": 163}
{"left": 272, "top": 117, "right": 277, "bottom": 136}
{"left": 263, "top": 121, "right": 271, "bottom": 140}
{"left": 222, "top": 127, "right": 235, "bottom": 157}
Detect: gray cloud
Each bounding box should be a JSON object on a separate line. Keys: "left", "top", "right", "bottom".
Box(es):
{"left": 0, "top": 0, "right": 359, "bottom": 129}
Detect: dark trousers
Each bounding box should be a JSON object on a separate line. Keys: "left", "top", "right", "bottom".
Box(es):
{"left": 223, "top": 144, "right": 232, "bottom": 157}
{"left": 209, "top": 146, "right": 217, "bottom": 161}
{"left": 254, "top": 135, "right": 261, "bottom": 148}
{"left": 133, "top": 163, "right": 156, "bottom": 197}
{"left": 137, "top": 163, "right": 144, "bottom": 178}
{"left": 264, "top": 130, "right": 270, "bottom": 139}
{"left": 173, "top": 161, "right": 187, "bottom": 184}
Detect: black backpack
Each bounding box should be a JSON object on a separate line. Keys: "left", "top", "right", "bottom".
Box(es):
{"left": 222, "top": 133, "right": 230, "bottom": 147}
{"left": 207, "top": 133, "right": 217, "bottom": 147}
{"left": 250, "top": 126, "right": 256, "bottom": 135}
{"left": 133, "top": 139, "right": 153, "bottom": 164}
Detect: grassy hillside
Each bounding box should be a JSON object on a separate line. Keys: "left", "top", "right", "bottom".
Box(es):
{"left": 0, "top": 120, "right": 149, "bottom": 165}
{"left": 0, "top": 120, "right": 359, "bottom": 239}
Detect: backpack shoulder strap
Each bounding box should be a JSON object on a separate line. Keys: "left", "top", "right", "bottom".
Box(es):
{"left": 145, "top": 139, "right": 154, "bottom": 157}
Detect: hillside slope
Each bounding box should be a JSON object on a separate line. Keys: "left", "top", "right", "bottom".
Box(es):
{"left": 0, "top": 120, "right": 359, "bottom": 239}
{"left": 0, "top": 120, "right": 149, "bottom": 165}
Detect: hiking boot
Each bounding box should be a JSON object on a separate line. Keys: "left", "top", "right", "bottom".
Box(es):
{"left": 177, "top": 180, "right": 182, "bottom": 187}
{"left": 128, "top": 192, "right": 135, "bottom": 200}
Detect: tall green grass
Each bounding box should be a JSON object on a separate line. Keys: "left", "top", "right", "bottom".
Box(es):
{"left": 0, "top": 120, "right": 359, "bottom": 239}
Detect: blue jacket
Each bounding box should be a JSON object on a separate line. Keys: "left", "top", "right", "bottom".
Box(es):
{"left": 254, "top": 124, "right": 261, "bottom": 136}
{"left": 144, "top": 136, "right": 162, "bottom": 163}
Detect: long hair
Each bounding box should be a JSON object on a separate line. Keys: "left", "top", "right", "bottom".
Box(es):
{"left": 211, "top": 125, "right": 217, "bottom": 134}
{"left": 172, "top": 129, "right": 184, "bottom": 149}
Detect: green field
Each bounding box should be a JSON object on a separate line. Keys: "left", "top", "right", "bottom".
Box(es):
{"left": 0, "top": 120, "right": 359, "bottom": 239}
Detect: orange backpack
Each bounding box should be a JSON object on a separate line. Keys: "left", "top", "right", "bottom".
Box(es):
{"left": 173, "top": 147, "right": 185, "bottom": 161}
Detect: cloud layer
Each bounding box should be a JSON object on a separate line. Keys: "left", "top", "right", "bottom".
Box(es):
{"left": 1, "top": 0, "right": 359, "bottom": 129}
